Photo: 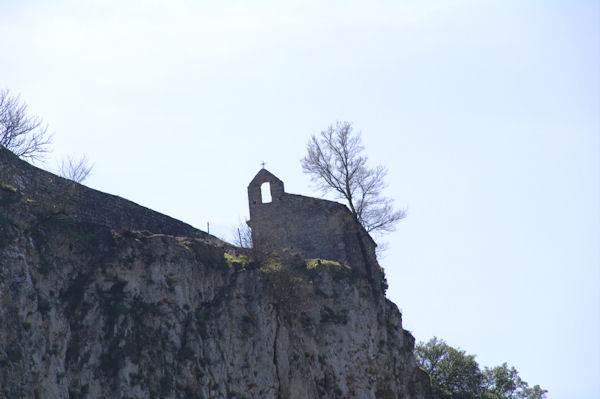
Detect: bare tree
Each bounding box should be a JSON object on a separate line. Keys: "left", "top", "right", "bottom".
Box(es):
{"left": 232, "top": 219, "right": 253, "bottom": 248}
{"left": 301, "top": 121, "right": 405, "bottom": 234}
{"left": 0, "top": 89, "right": 52, "bottom": 162}
{"left": 58, "top": 154, "right": 94, "bottom": 183}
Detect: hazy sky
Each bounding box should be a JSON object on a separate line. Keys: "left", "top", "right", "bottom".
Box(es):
{"left": 1, "top": 1, "right": 598, "bottom": 398}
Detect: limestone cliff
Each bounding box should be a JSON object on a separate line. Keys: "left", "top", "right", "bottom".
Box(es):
{"left": 0, "top": 151, "right": 431, "bottom": 399}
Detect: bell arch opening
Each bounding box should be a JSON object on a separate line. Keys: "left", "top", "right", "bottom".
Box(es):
{"left": 261, "top": 182, "right": 272, "bottom": 203}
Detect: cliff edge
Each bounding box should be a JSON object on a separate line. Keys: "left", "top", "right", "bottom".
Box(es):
{"left": 0, "top": 151, "right": 431, "bottom": 398}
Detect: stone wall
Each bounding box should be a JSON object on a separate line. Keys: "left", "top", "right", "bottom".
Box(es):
{"left": 247, "top": 169, "right": 377, "bottom": 277}
{"left": 0, "top": 147, "right": 208, "bottom": 239}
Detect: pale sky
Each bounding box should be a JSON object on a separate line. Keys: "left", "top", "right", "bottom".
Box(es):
{"left": 1, "top": 1, "right": 599, "bottom": 398}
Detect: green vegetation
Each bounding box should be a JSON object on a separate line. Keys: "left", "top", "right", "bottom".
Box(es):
{"left": 0, "top": 182, "right": 17, "bottom": 193}
{"left": 260, "top": 257, "right": 348, "bottom": 273}
{"left": 415, "top": 337, "right": 547, "bottom": 399}
{"left": 224, "top": 251, "right": 249, "bottom": 268}
{"left": 305, "top": 258, "right": 346, "bottom": 269}
{"left": 0, "top": 182, "right": 20, "bottom": 207}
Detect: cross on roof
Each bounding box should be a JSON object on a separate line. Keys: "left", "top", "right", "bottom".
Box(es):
{"left": 261, "top": 161, "right": 266, "bottom": 169}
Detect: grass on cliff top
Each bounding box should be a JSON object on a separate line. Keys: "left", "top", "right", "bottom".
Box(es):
{"left": 224, "top": 251, "right": 249, "bottom": 268}
{"left": 305, "top": 258, "right": 348, "bottom": 270}
{"left": 223, "top": 249, "right": 351, "bottom": 274}
{"left": 261, "top": 257, "right": 349, "bottom": 273}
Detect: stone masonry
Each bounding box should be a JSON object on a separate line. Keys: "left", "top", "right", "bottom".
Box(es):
{"left": 247, "top": 168, "right": 378, "bottom": 279}
{"left": 0, "top": 146, "right": 208, "bottom": 239}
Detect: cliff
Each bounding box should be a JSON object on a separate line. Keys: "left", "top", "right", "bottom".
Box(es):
{"left": 0, "top": 150, "right": 431, "bottom": 399}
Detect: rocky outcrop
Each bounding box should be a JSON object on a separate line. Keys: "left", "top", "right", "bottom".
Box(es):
{"left": 0, "top": 154, "right": 431, "bottom": 399}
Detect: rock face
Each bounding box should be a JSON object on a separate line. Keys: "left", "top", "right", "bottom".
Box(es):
{"left": 0, "top": 154, "right": 431, "bottom": 399}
